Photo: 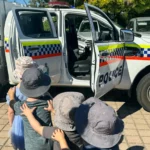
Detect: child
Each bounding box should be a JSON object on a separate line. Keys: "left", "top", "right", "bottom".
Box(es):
{"left": 8, "top": 67, "right": 53, "bottom": 150}
{"left": 75, "top": 97, "right": 124, "bottom": 150}
{"left": 10, "top": 92, "right": 85, "bottom": 150}
{"left": 6, "top": 56, "right": 37, "bottom": 150}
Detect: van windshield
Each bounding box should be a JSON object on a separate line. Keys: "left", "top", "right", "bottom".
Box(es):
{"left": 79, "top": 21, "right": 98, "bottom": 32}
{"left": 137, "top": 20, "right": 150, "bottom": 32}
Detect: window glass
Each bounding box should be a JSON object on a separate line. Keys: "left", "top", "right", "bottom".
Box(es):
{"left": 79, "top": 21, "right": 98, "bottom": 32}
{"left": 137, "top": 21, "right": 150, "bottom": 32}
{"left": 86, "top": 6, "right": 116, "bottom": 42}
{"left": 127, "top": 21, "right": 134, "bottom": 30}
{"left": 50, "top": 13, "right": 58, "bottom": 35}
{"left": 16, "top": 10, "right": 54, "bottom": 38}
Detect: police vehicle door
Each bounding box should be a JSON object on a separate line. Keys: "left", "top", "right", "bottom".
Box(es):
{"left": 85, "top": 3, "right": 125, "bottom": 98}
{"left": 11, "top": 8, "right": 62, "bottom": 83}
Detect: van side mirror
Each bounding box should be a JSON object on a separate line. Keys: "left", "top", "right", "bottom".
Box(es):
{"left": 120, "top": 29, "right": 134, "bottom": 42}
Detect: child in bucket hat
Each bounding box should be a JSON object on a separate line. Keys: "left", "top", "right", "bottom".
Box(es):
{"left": 7, "top": 67, "right": 53, "bottom": 150}
{"left": 6, "top": 56, "right": 37, "bottom": 150}
{"left": 11, "top": 92, "right": 85, "bottom": 150}
{"left": 75, "top": 97, "right": 124, "bottom": 150}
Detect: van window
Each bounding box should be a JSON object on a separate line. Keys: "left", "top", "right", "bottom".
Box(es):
{"left": 16, "top": 10, "right": 54, "bottom": 38}
{"left": 50, "top": 13, "right": 58, "bottom": 36}
{"left": 127, "top": 21, "right": 134, "bottom": 30}
{"left": 79, "top": 21, "right": 98, "bottom": 32}
{"left": 137, "top": 20, "right": 150, "bottom": 32}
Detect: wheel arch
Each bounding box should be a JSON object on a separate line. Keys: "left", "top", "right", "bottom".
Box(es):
{"left": 129, "top": 65, "right": 150, "bottom": 97}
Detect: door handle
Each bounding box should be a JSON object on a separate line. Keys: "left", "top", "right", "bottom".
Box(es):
{"left": 28, "top": 47, "right": 39, "bottom": 51}
{"left": 101, "top": 52, "right": 109, "bottom": 56}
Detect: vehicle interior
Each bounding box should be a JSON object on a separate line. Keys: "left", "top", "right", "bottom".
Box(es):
{"left": 65, "top": 14, "right": 113, "bottom": 80}
{"left": 65, "top": 14, "right": 91, "bottom": 80}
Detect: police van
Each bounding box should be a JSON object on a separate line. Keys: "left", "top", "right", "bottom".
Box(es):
{"left": 1, "top": 1, "right": 150, "bottom": 111}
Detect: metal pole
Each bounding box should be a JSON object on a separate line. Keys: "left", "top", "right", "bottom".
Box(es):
{"left": 2, "top": 0, "right": 6, "bottom": 18}
{"left": 74, "top": 0, "right": 76, "bottom": 7}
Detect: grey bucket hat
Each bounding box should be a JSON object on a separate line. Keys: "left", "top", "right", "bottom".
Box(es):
{"left": 75, "top": 97, "right": 124, "bottom": 149}
{"left": 53, "top": 92, "right": 85, "bottom": 131}
{"left": 20, "top": 67, "right": 51, "bottom": 98}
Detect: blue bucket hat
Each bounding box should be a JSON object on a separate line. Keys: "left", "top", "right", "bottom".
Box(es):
{"left": 20, "top": 68, "right": 51, "bottom": 98}
{"left": 75, "top": 97, "right": 124, "bottom": 149}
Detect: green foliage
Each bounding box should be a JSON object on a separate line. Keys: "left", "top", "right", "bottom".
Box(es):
{"left": 29, "top": 0, "right": 150, "bottom": 26}
{"left": 75, "top": 0, "right": 150, "bottom": 26}
{"left": 43, "top": 20, "right": 50, "bottom": 31}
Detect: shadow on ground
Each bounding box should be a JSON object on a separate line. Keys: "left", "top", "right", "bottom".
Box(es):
{"left": 1, "top": 86, "right": 142, "bottom": 119}
{"left": 101, "top": 90, "right": 142, "bottom": 119}
{"left": 127, "top": 146, "right": 144, "bottom": 150}
{"left": 49, "top": 87, "right": 142, "bottom": 118}
{"left": 49, "top": 86, "right": 94, "bottom": 99}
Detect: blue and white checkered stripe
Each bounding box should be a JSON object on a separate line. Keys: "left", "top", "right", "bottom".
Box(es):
{"left": 4, "top": 40, "right": 9, "bottom": 50}
{"left": 23, "top": 44, "right": 62, "bottom": 57}
{"left": 141, "top": 48, "right": 150, "bottom": 57}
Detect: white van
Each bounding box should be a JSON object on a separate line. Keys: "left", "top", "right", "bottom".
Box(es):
{"left": 2, "top": 2, "right": 150, "bottom": 111}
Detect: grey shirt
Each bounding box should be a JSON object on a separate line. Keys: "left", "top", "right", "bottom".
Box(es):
{"left": 43, "top": 126, "right": 83, "bottom": 150}
{"left": 14, "top": 99, "right": 53, "bottom": 150}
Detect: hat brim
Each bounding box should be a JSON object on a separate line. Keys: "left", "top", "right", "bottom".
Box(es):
{"left": 75, "top": 100, "right": 124, "bottom": 148}
{"left": 78, "top": 118, "right": 123, "bottom": 148}
{"left": 20, "top": 74, "right": 51, "bottom": 98}
{"left": 54, "top": 119, "right": 76, "bottom": 131}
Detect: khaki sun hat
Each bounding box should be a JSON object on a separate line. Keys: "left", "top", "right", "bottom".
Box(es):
{"left": 13, "top": 56, "right": 37, "bottom": 80}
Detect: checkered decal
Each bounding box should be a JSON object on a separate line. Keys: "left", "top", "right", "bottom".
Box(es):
{"left": 100, "top": 47, "right": 124, "bottom": 63}
{"left": 23, "top": 44, "right": 62, "bottom": 57}
{"left": 141, "top": 48, "right": 150, "bottom": 57}
{"left": 4, "top": 41, "right": 9, "bottom": 50}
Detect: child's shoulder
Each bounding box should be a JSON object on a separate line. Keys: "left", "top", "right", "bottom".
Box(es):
{"left": 6, "top": 87, "right": 26, "bottom": 104}
{"left": 15, "top": 87, "right": 27, "bottom": 101}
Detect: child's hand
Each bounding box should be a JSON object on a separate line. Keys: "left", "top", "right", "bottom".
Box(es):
{"left": 52, "top": 129, "right": 69, "bottom": 149}
{"left": 20, "top": 103, "right": 36, "bottom": 117}
{"left": 44, "top": 100, "right": 55, "bottom": 113}
{"left": 7, "top": 87, "right": 16, "bottom": 100}
{"left": 51, "top": 129, "right": 65, "bottom": 142}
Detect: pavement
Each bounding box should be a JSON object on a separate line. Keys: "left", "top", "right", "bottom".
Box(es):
{"left": 0, "top": 89, "right": 150, "bottom": 150}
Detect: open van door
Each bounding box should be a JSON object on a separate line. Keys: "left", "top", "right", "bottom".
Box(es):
{"left": 84, "top": 3, "right": 125, "bottom": 98}
{"left": 5, "top": 8, "right": 62, "bottom": 84}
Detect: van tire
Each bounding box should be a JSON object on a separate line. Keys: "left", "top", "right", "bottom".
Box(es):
{"left": 136, "top": 73, "right": 150, "bottom": 112}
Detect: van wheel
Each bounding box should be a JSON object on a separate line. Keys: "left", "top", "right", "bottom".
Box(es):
{"left": 136, "top": 73, "right": 150, "bottom": 112}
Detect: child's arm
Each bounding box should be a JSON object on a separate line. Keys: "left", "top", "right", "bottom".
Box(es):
{"left": 52, "top": 129, "right": 70, "bottom": 150}
{"left": 7, "top": 87, "right": 16, "bottom": 126}
{"left": 20, "top": 103, "right": 43, "bottom": 135}
{"left": 7, "top": 106, "right": 14, "bottom": 126}
{"left": 44, "top": 100, "right": 55, "bottom": 126}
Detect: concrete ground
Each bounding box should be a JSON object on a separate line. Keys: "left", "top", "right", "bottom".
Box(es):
{"left": 0, "top": 89, "right": 150, "bottom": 150}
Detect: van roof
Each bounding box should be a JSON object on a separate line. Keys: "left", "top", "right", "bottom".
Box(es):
{"left": 130, "top": 17, "right": 150, "bottom": 21}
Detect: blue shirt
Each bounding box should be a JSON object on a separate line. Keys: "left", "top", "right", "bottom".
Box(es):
{"left": 6, "top": 87, "right": 27, "bottom": 104}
